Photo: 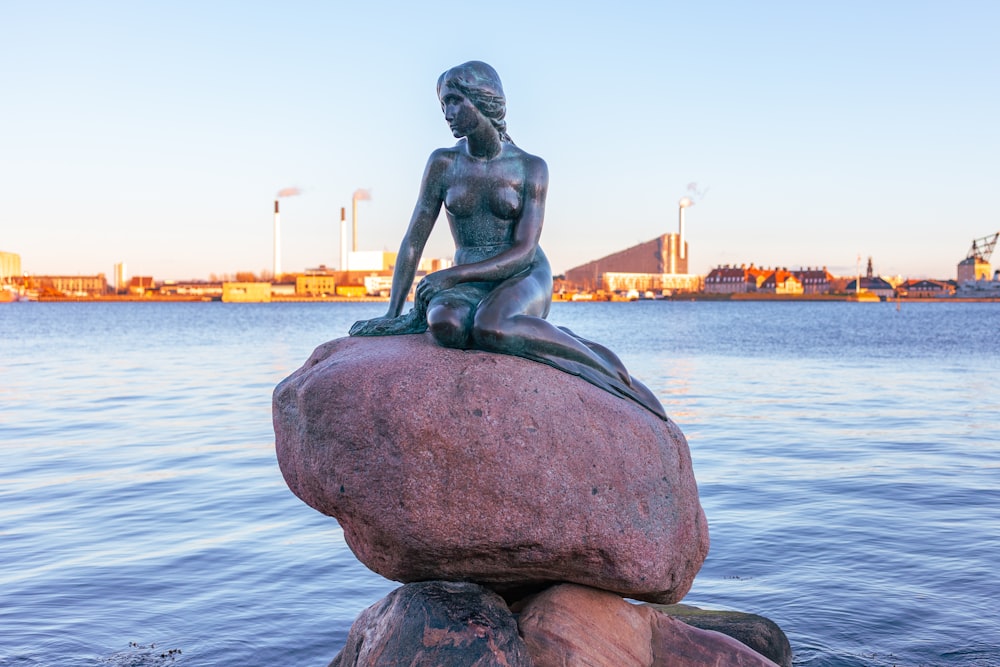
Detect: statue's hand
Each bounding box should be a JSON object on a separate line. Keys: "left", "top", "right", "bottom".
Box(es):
{"left": 349, "top": 316, "right": 395, "bottom": 336}
{"left": 415, "top": 270, "right": 458, "bottom": 306}
{"left": 349, "top": 308, "right": 429, "bottom": 337}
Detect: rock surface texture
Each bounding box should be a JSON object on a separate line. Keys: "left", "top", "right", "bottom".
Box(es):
{"left": 273, "top": 334, "right": 710, "bottom": 604}
{"left": 329, "top": 581, "right": 531, "bottom": 667}
{"left": 517, "top": 584, "right": 781, "bottom": 667}
{"left": 652, "top": 603, "right": 794, "bottom": 667}
{"left": 330, "top": 582, "right": 783, "bottom": 667}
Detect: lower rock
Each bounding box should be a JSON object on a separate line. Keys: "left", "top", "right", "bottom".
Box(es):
{"left": 517, "top": 584, "right": 780, "bottom": 667}
{"left": 329, "top": 581, "right": 531, "bottom": 667}
{"left": 650, "top": 603, "right": 793, "bottom": 667}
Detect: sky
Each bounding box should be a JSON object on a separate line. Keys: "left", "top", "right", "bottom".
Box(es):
{"left": 2, "top": 0, "right": 998, "bottom": 281}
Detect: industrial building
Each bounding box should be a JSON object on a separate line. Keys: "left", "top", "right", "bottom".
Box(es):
{"left": 1, "top": 251, "right": 22, "bottom": 282}
{"left": 957, "top": 233, "right": 997, "bottom": 283}
{"left": 563, "top": 199, "right": 700, "bottom": 295}
{"left": 222, "top": 282, "right": 272, "bottom": 303}
{"left": 33, "top": 274, "right": 109, "bottom": 296}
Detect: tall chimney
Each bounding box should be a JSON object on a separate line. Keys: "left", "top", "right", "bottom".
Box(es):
{"left": 678, "top": 197, "right": 693, "bottom": 261}
{"left": 273, "top": 200, "right": 281, "bottom": 279}
{"left": 340, "top": 207, "right": 347, "bottom": 271}
{"left": 679, "top": 206, "right": 685, "bottom": 260}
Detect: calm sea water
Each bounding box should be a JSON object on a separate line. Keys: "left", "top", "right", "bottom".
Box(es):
{"left": 1, "top": 301, "right": 998, "bottom": 667}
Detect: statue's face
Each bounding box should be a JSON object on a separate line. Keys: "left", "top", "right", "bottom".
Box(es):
{"left": 439, "top": 84, "right": 483, "bottom": 138}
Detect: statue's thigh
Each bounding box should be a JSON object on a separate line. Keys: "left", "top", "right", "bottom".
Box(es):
{"left": 476, "top": 272, "right": 549, "bottom": 321}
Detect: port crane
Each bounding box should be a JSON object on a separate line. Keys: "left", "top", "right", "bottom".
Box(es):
{"left": 965, "top": 232, "right": 999, "bottom": 262}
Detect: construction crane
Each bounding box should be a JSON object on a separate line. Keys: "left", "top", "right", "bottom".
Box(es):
{"left": 966, "top": 232, "right": 999, "bottom": 262}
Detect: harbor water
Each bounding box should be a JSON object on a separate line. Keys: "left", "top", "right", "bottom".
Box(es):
{"left": 1, "top": 301, "right": 998, "bottom": 666}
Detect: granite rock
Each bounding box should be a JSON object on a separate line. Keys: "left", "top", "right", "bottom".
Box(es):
{"left": 273, "top": 334, "right": 709, "bottom": 603}
{"left": 329, "top": 581, "right": 531, "bottom": 667}
{"left": 650, "top": 603, "right": 793, "bottom": 667}
{"left": 517, "top": 584, "right": 780, "bottom": 667}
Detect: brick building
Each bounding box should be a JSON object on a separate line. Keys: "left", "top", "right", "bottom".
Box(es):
{"left": 564, "top": 233, "right": 697, "bottom": 293}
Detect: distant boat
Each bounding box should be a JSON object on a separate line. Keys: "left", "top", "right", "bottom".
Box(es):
{"left": 957, "top": 278, "right": 1000, "bottom": 297}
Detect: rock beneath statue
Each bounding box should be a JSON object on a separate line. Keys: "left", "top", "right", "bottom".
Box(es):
{"left": 273, "top": 334, "right": 709, "bottom": 604}
{"left": 329, "top": 581, "right": 531, "bottom": 667}
{"left": 650, "top": 603, "right": 793, "bottom": 667}
{"left": 517, "top": 584, "right": 780, "bottom": 667}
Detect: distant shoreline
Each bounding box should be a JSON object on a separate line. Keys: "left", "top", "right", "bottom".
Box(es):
{"left": 20, "top": 294, "right": 1000, "bottom": 304}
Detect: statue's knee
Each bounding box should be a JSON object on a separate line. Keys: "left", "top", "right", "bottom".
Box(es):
{"left": 428, "top": 307, "right": 469, "bottom": 348}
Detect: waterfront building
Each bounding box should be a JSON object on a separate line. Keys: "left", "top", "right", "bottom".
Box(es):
{"left": 844, "top": 257, "right": 896, "bottom": 299}
{"left": 844, "top": 275, "right": 895, "bottom": 299}
{"left": 296, "top": 274, "right": 339, "bottom": 297}
{"left": 957, "top": 233, "right": 996, "bottom": 283}
{"left": 128, "top": 276, "right": 155, "bottom": 296}
{"left": 1, "top": 251, "right": 22, "bottom": 283}
{"left": 898, "top": 279, "right": 955, "bottom": 298}
{"left": 294, "top": 270, "right": 383, "bottom": 297}
{"left": 759, "top": 269, "right": 804, "bottom": 295}
{"left": 957, "top": 256, "right": 992, "bottom": 283}
{"left": 600, "top": 271, "right": 703, "bottom": 295}
{"left": 564, "top": 233, "right": 698, "bottom": 294}
{"left": 113, "top": 262, "right": 128, "bottom": 293}
{"left": 704, "top": 265, "right": 753, "bottom": 294}
{"left": 294, "top": 256, "right": 449, "bottom": 297}
{"left": 792, "top": 267, "right": 834, "bottom": 294}
{"left": 703, "top": 264, "right": 772, "bottom": 294}
{"left": 363, "top": 275, "right": 394, "bottom": 297}
{"left": 272, "top": 281, "right": 296, "bottom": 297}
{"left": 222, "top": 282, "right": 271, "bottom": 303}
{"left": 33, "top": 274, "right": 109, "bottom": 296}
{"left": 160, "top": 281, "right": 224, "bottom": 297}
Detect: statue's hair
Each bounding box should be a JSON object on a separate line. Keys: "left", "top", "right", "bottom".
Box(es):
{"left": 438, "top": 61, "right": 514, "bottom": 145}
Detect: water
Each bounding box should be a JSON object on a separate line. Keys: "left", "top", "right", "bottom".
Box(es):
{"left": 1, "top": 301, "right": 998, "bottom": 666}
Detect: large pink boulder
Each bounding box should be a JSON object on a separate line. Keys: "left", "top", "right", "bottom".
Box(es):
{"left": 273, "top": 334, "right": 709, "bottom": 604}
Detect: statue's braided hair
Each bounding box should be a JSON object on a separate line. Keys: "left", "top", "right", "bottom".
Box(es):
{"left": 437, "top": 61, "right": 514, "bottom": 145}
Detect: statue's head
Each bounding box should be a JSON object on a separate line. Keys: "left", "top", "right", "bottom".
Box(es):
{"left": 437, "top": 61, "right": 512, "bottom": 143}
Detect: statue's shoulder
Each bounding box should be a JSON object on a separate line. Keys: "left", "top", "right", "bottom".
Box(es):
{"left": 428, "top": 144, "right": 461, "bottom": 164}
{"left": 506, "top": 145, "right": 548, "bottom": 182}
{"left": 422, "top": 145, "right": 461, "bottom": 182}
{"left": 504, "top": 143, "right": 544, "bottom": 164}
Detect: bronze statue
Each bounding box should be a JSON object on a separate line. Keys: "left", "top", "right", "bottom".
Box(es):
{"left": 350, "top": 61, "right": 666, "bottom": 420}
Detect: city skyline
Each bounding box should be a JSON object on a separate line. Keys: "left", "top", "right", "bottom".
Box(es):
{"left": 3, "top": 2, "right": 998, "bottom": 281}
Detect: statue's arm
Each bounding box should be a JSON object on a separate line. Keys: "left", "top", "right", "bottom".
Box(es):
{"left": 505, "top": 155, "right": 549, "bottom": 270}
{"left": 348, "top": 152, "right": 447, "bottom": 336}
{"left": 383, "top": 152, "right": 448, "bottom": 317}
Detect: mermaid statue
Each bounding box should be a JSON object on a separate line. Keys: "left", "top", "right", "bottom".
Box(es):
{"left": 350, "top": 61, "right": 666, "bottom": 420}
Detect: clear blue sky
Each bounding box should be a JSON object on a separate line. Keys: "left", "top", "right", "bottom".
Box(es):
{"left": 2, "top": 1, "right": 997, "bottom": 281}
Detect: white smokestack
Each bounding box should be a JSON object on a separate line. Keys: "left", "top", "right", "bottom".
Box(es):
{"left": 273, "top": 200, "right": 281, "bottom": 279}
{"left": 678, "top": 196, "right": 693, "bottom": 260}
{"left": 273, "top": 187, "right": 301, "bottom": 280}
{"left": 339, "top": 207, "right": 347, "bottom": 271}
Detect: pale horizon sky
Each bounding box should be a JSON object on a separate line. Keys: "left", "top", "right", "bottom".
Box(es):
{"left": 2, "top": 1, "right": 997, "bottom": 281}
